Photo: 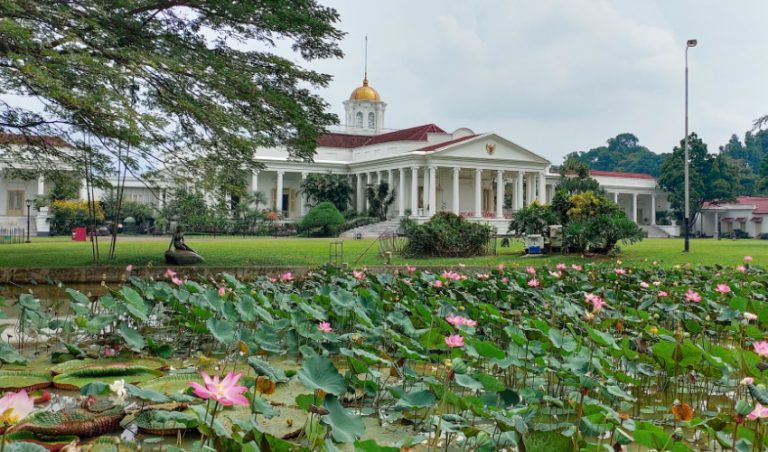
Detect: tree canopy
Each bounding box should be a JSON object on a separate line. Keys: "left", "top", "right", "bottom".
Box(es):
{"left": 657, "top": 133, "right": 740, "bottom": 231}
{"left": 565, "top": 133, "right": 668, "bottom": 177}
{"left": 0, "top": 1, "right": 344, "bottom": 177}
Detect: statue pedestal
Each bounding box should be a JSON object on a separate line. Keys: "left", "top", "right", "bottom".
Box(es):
{"left": 164, "top": 250, "right": 204, "bottom": 265}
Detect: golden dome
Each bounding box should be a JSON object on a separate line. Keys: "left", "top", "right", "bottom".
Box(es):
{"left": 349, "top": 77, "right": 381, "bottom": 101}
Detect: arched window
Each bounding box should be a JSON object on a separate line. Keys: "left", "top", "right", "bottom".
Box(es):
{"left": 368, "top": 112, "right": 376, "bottom": 129}
{"left": 355, "top": 112, "right": 363, "bottom": 128}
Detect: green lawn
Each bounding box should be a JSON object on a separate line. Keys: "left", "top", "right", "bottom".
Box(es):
{"left": 0, "top": 235, "right": 765, "bottom": 269}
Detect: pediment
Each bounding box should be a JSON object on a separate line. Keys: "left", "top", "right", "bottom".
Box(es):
{"left": 425, "top": 133, "right": 550, "bottom": 165}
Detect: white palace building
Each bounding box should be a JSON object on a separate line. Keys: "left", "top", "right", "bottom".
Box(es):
{"left": 0, "top": 74, "right": 725, "bottom": 238}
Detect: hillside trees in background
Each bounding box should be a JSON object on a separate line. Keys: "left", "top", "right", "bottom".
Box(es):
{"left": 565, "top": 133, "right": 668, "bottom": 177}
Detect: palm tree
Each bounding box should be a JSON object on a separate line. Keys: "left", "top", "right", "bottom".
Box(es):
{"left": 365, "top": 182, "right": 395, "bottom": 221}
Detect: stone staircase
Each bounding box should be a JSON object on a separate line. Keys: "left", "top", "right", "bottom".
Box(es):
{"left": 340, "top": 218, "right": 402, "bottom": 238}
{"left": 641, "top": 224, "right": 672, "bottom": 238}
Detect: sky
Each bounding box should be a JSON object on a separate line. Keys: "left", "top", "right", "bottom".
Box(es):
{"left": 287, "top": 0, "right": 768, "bottom": 163}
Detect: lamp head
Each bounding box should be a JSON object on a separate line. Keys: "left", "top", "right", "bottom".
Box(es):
{"left": 25, "top": 199, "right": 32, "bottom": 207}
{"left": 686, "top": 39, "right": 698, "bottom": 47}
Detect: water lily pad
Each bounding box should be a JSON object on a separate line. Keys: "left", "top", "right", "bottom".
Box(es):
{"left": 297, "top": 356, "right": 347, "bottom": 396}
{"left": 138, "top": 373, "right": 203, "bottom": 396}
{"left": 1, "top": 431, "right": 78, "bottom": 451}
{"left": 50, "top": 358, "right": 167, "bottom": 375}
{"left": 133, "top": 409, "right": 196, "bottom": 435}
{"left": 0, "top": 370, "right": 52, "bottom": 391}
{"left": 52, "top": 366, "right": 163, "bottom": 390}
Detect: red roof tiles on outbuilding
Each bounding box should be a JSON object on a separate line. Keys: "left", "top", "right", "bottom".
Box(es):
{"left": 588, "top": 170, "right": 655, "bottom": 180}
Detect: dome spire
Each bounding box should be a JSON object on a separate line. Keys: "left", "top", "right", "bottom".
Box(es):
{"left": 364, "top": 34, "right": 368, "bottom": 83}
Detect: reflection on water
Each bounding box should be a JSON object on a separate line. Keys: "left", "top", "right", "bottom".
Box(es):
{"left": 0, "top": 282, "right": 109, "bottom": 316}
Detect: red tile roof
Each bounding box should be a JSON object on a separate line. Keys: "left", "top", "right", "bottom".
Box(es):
{"left": 589, "top": 170, "right": 655, "bottom": 180}
{"left": 316, "top": 124, "right": 446, "bottom": 149}
{"left": 0, "top": 133, "right": 70, "bottom": 147}
{"left": 703, "top": 196, "right": 768, "bottom": 214}
{"left": 414, "top": 134, "right": 478, "bottom": 152}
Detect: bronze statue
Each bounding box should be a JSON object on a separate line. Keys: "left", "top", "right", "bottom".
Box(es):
{"left": 165, "top": 226, "right": 203, "bottom": 265}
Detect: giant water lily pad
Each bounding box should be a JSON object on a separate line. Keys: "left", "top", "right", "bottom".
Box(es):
{"left": 132, "top": 409, "right": 197, "bottom": 436}
{"left": 9, "top": 405, "right": 125, "bottom": 438}
{"left": 1, "top": 431, "right": 78, "bottom": 452}
{"left": 138, "top": 373, "right": 203, "bottom": 396}
{"left": 52, "top": 366, "right": 163, "bottom": 390}
{"left": 50, "top": 358, "right": 166, "bottom": 375}
{"left": 0, "top": 371, "right": 52, "bottom": 391}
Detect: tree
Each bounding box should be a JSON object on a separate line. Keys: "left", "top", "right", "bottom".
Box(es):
{"left": 658, "top": 133, "right": 740, "bottom": 232}
{"left": 565, "top": 133, "right": 668, "bottom": 177}
{"left": 301, "top": 173, "right": 354, "bottom": 212}
{"left": 0, "top": 1, "right": 344, "bottom": 256}
{"left": 551, "top": 158, "right": 604, "bottom": 224}
{"left": 299, "top": 202, "right": 345, "bottom": 237}
{"left": 365, "top": 182, "right": 395, "bottom": 220}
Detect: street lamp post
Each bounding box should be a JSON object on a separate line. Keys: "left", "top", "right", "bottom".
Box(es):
{"left": 684, "top": 38, "right": 697, "bottom": 253}
{"left": 25, "top": 199, "right": 32, "bottom": 243}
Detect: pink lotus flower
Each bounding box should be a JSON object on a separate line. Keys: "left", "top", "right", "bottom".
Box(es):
{"left": 268, "top": 277, "right": 277, "bottom": 283}
{"left": 571, "top": 264, "right": 582, "bottom": 271}
{"left": 737, "top": 265, "right": 747, "bottom": 273}
{"left": 189, "top": 371, "right": 248, "bottom": 406}
{"left": 525, "top": 266, "right": 536, "bottom": 275}
{"left": 745, "top": 256, "right": 754, "bottom": 262}
{"left": 352, "top": 270, "right": 366, "bottom": 281}
{"left": 171, "top": 276, "right": 183, "bottom": 286}
{"left": 745, "top": 312, "right": 758, "bottom": 322}
{"left": 658, "top": 291, "right": 668, "bottom": 297}
{"left": 218, "top": 286, "right": 226, "bottom": 296}
{"left": 280, "top": 272, "right": 293, "bottom": 282}
{"left": 585, "top": 293, "right": 606, "bottom": 312}
{"left": 165, "top": 268, "right": 177, "bottom": 279}
{"left": 103, "top": 346, "right": 118, "bottom": 358}
{"left": 715, "top": 284, "right": 731, "bottom": 294}
{"left": 125, "top": 264, "right": 133, "bottom": 272}
{"left": 445, "top": 315, "right": 477, "bottom": 328}
{"left": 614, "top": 268, "right": 626, "bottom": 275}
{"left": 0, "top": 390, "right": 34, "bottom": 425}
{"left": 501, "top": 277, "right": 509, "bottom": 283}
{"left": 433, "top": 280, "right": 443, "bottom": 288}
{"left": 556, "top": 263, "right": 567, "bottom": 271}
{"left": 685, "top": 290, "right": 701, "bottom": 303}
{"left": 441, "top": 270, "right": 461, "bottom": 281}
{"left": 549, "top": 271, "right": 562, "bottom": 279}
{"left": 444, "top": 334, "right": 464, "bottom": 348}
{"left": 497, "top": 264, "right": 505, "bottom": 272}
{"left": 406, "top": 266, "right": 416, "bottom": 273}
{"left": 653, "top": 281, "right": 661, "bottom": 287}
{"left": 741, "top": 377, "right": 755, "bottom": 385}
{"left": 754, "top": 341, "right": 768, "bottom": 358}
{"left": 318, "top": 321, "right": 332, "bottom": 333}
{"left": 527, "top": 278, "right": 540, "bottom": 288}
{"left": 640, "top": 282, "right": 649, "bottom": 289}
{"left": 748, "top": 402, "right": 768, "bottom": 420}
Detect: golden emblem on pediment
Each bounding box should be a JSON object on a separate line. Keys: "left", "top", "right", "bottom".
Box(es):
{"left": 485, "top": 143, "right": 496, "bottom": 155}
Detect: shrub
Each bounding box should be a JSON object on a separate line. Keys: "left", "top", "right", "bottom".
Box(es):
{"left": 49, "top": 200, "right": 105, "bottom": 235}
{"left": 299, "top": 202, "right": 345, "bottom": 237}
{"left": 301, "top": 173, "right": 354, "bottom": 212}
{"left": 402, "top": 212, "right": 493, "bottom": 257}
{"left": 564, "top": 212, "right": 643, "bottom": 254}
{"left": 508, "top": 201, "right": 558, "bottom": 236}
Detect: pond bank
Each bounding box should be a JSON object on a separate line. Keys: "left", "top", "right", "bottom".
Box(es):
{"left": 0, "top": 263, "right": 527, "bottom": 284}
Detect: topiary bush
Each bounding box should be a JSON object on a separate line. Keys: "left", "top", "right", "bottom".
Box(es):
{"left": 299, "top": 202, "right": 345, "bottom": 237}
{"left": 402, "top": 212, "right": 493, "bottom": 257}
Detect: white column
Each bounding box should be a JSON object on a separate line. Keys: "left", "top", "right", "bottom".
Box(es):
{"left": 79, "top": 178, "right": 88, "bottom": 201}
{"left": 474, "top": 168, "right": 483, "bottom": 218}
{"left": 538, "top": 172, "right": 546, "bottom": 203}
{"left": 387, "top": 169, "right": 393, "bottom": 188}
{"left": 251, "top": 171, "right": 260, "bottom": 209}
{"left": 428, "top": 166, "right": 437, "bottom": 217}
{"left": 452, "top": 167, "right": 460, "bottom": 215}
{"left": 36, "top": 175, "right": 44, "bottom": 197}
{"left": 410, "top": 166, "right": 419, "bottom": 216}
{"left": 651, "top": 194, "right": 657, "bottom": 225}
{"left": 527, "top": 174, "right": 535, "bottom": 206}
{"left": 398, "top": 168, "right": 406, "bottom": 216}
{"left": 356, "top": 173, "right": 363, "bottom": 212}
{"left": 300, "top": 172, "right": 308, "bottom": 216}
{"left": 613, "top": 192, "right": 618, "bottom": 203}
{"left": 366, "top": 172, "right": 373, "bottom": 211}
{"left": 632, "top": 193, "right": 638, "bottom": 223}
{"left": 275, "top": 170, "right": 284, "bottom": 214}
{"left": 495, "top": 170, "right": 504, "bottom": 218}
{"left": 516, "top": 172, "right": 524, "bottom": 210}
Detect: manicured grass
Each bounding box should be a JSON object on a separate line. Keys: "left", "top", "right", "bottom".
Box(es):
{"left": 0, "top": 235, "right": 765, "bottom": 269}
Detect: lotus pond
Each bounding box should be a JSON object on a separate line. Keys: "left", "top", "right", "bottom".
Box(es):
{"left": 1, "top": 260, "right": 768, "bottom": 451}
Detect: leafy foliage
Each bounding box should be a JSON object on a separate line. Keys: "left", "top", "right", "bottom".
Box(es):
{"left": 48, "top": 200, "right": 104, "bottom": 235}
{"left": 508, "top": 201, "right": 558, "bottom": 235}
{"left": 301, "top": 173, "right": 354, "bottom": 213}
{"left": 299, "top": 202, "right": 345, "bottom": 237}
{"left": 565, "top": 133, "right": 668, "bottom": 177}
{"left": 403, "top": 212, "right": 494, "bottom": 257}
{"left": 365, "top": 182, "right": 395, "bottom": 221}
